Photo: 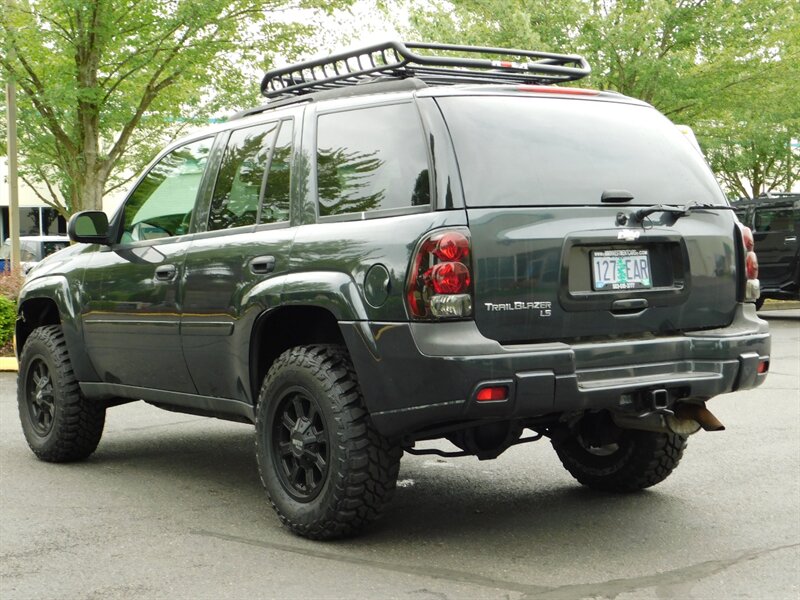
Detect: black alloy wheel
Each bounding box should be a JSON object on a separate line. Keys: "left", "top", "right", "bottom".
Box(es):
{"left": 25, "top": 358, "right": 56, "bottom": 436}
{"left": 272, "top": 388, "right": 330, "bottom": 501}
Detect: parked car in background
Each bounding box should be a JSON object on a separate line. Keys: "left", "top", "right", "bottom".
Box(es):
{"left": 0, "top": 235, "right": 70, "bottom": 274}
{"left": 733, "top": 193, "right": 800, "bottom": 309}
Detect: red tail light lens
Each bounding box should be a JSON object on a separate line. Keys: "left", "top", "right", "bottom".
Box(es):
{"left": 741, "top": 226, "right": 755, "bottom": 252}
{"left": 429, "top": 262, "right": 470, "bottom": 294}
{"left": 746, "top": 251, "right": 759, "bottom": 280}
{"left": 433, "top": 232, "right": 469, "bottom": 262}
{"left": 737, "top": 223, "right": 760, "bottom": 302}
{"left": 407, "top": 228, "right": 473, "bottom": 319}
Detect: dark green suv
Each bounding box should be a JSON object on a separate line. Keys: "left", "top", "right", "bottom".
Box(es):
{"left": 15, "top": 41, "right": 770, "bottom": 539}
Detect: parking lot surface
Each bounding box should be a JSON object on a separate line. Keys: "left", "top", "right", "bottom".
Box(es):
{"left": 1, "top": 311, "right": 798, "bottom": 599}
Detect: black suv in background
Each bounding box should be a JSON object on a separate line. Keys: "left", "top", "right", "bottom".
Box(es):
{"left": 15, "top": 42, "right": 770, "bottom": 539}
{"left": 734, "top": 193, "right": 799, "bottom": 309}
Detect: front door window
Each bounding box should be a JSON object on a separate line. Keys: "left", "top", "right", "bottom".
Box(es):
{"left": 122, "top": 138, "right": 213, "bottom": 243}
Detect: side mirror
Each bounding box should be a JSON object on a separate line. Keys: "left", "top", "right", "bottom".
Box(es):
{"left": 68, "top": 211, "right": 111, "bottom": 245}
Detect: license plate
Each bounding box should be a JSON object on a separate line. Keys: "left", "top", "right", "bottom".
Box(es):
{"left": 591, "top": 249, "right": 652, "bottom": 291}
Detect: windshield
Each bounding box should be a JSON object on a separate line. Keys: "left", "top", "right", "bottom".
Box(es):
{"left": 437, "top": 96, "right": 726, "bottom": 207}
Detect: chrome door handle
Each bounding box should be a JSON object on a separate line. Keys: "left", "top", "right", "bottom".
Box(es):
{"left": 250, "top": 256, "right": 276, "bottom": 275}
{"left": 154, "top": 264, "right": 177, "bottom": 281}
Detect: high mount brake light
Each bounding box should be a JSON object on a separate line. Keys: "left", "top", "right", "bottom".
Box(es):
{"left": 407, "top": 229, "right": 473, "bottom": 319}
{"left": 517, "top": 85, "right": 600, "bottom": 96}
{"left": 738, "top": 224, "right": 760, "bottom": 302}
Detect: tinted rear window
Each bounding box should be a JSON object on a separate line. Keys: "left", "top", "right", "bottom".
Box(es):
{"left": 438, "top": 96, "right": 726, "bottom": 207}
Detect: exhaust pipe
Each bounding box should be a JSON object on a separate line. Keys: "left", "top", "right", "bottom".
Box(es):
{"left": 674, "top": 403, "right": 725, "bottom": 432}
{"left": 612, "top": 401, "right": 724, "bottom": 435}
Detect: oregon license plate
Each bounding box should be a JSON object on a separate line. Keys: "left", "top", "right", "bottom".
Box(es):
{"left": 591, "top": 249, "right": 652, "bottom": 291}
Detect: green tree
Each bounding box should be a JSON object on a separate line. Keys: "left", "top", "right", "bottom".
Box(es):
{"left": 1, "top": 0, "right": 344, "bottom": 217}
{"left": 398, "top": 0, "right": 800, "bottom": 197}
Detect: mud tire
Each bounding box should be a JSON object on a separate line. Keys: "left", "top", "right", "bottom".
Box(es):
{"left": 18, "top": 325, "right": 105, "bottom": 462}
{"left": 255, "top": 344, "right": 401, "bottom": 540}
{"left": 552, "top": 427, "right": 687, "bottom": 492}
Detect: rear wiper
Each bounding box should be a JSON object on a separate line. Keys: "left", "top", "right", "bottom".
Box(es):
{"left": 632, "top": 202, "right": 735, "bottom": 223}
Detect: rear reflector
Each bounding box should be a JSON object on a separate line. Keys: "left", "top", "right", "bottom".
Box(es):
{"left": 476, "top": 386, "right": 509, "bottom": 402}
{"left": 757, "top": 360, "right": 769, "bottom": 374}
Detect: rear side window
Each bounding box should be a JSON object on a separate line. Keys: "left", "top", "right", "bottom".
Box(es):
{"left": 438, "top": 96, "right": 726, "bottom": 207}
{"left": 754, "top": 206, "right": 796, "bottom": 232}
{"left": 209, "top": 123, "right": 279, "bottom": 231}
{"left": 316, "top": 103, "right": 430, "bottom": 217}
{"left": 262, "top": 121, "right": 292, "bottom": 224}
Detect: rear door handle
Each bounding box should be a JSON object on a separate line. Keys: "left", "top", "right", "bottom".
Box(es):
{"left": 154, "top": 264, "right": 177, "bottom": 281}
{"left": 250, "top": 256, "right": 276, "bottom": 275}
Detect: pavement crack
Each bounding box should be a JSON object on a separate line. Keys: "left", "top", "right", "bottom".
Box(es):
{"left": 519, "top": 543, "right": 800, "bottom": 600}
{"left": 191, "top": 528, "right": 550, "bottom": 596}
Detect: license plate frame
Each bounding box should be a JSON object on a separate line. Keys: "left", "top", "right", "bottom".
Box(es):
{"left": 591, "top": 249, "right": 652, "bottom": 291}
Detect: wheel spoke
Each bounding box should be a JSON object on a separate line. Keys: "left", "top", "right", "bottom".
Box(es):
{"left": 289, "top": 461, "right": 300, "bottom": 484}
{"left": 304, "top": 466, "right": 315, "bottom": 490}
{"left": 291, "top": 396, "right": 305, "bottom": 419}
{"left": 314, "top": 453, "right": 326, "bottom": 472}
{"left": 281, "top": 413, "right": 295, "bottom": 431}
{"left": 278, "top": 441, "right": 294, "bottom": 457}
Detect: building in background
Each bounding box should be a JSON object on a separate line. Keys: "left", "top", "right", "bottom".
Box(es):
{"left": 0, "top": 156, "right": 67, "bottom": 240}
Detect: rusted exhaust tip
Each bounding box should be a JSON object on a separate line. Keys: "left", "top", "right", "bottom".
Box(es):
{"left": 675, "top": 403, "right": 725, "bottom": 432}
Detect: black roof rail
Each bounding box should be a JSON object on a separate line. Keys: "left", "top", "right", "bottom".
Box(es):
{"left": 260, "top": 40, "right": 590, "bottom": 100}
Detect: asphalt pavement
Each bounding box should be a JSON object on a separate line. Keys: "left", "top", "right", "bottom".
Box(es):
{"left": 1, "top": 311, "right": 798, "bottom": 600}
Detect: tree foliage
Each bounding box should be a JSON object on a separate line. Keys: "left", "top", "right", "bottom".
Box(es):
{"left": 398, "top": 0, "right": 800, "bottom": 198}
{"left": 1, "top": 0, "right": 346, "bottom": 216}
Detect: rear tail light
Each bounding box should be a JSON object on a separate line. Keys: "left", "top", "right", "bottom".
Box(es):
{"left": 407, "top": 228, "right": 473, "bottom": 319}
{"left": 738, "top": 224, "right": 760, "bottom": 302}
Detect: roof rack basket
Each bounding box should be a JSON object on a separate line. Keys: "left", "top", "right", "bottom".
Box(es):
{"left": 261, "top": 40, "right": 591, "bottom": 100}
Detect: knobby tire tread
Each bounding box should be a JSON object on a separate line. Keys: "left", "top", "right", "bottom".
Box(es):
{"left": 18, "top": 325, "right": 105, "bottom": 462}
{"left": 552, "top": 429, "right": 687, "bottom": 492}
{"left": 256, "top": 344, "right": 401, "bottom": 540}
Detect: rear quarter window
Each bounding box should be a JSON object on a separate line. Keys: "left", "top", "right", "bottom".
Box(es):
{"left": 316, "top": 103, "right": 430, "bottom": 217}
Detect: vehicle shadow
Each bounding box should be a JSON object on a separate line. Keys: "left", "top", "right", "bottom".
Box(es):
{"left": 81, "top": 422, "right": 691, "bottom": 553}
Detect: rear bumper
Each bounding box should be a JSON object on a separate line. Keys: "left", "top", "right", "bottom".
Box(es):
{"left": 341, "top": 304, "right": 770, "bottom": 438}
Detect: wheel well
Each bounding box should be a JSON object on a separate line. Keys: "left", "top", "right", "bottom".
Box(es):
{"left": 250, "top": 306, "right": 345, "bottom": 402}
{"left": 16, "top": 298, "right": 61, "bottom": 354}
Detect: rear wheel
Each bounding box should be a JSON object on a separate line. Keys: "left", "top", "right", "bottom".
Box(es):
{"left": 255, "top": 344, "right": 401, "bottom": 539}
{"left": 18, "top": 325, "right": 105, "bottom": 462}
{"left": 552, "top": 425, "right": 687, "bottom": 492}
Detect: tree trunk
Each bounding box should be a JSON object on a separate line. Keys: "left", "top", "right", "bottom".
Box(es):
{"left": 70, "top": 170, "right": 106, "bottom": 213}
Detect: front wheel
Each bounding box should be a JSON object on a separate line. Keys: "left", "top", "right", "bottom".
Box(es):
{"left": 18, "top": 325, "right": 106, "bottom": 462}
{"left": 255, "top": 345, "right": 401, "bottom": 540}
{"left": 552, "top": 426, "right": 687, "bottom": 492}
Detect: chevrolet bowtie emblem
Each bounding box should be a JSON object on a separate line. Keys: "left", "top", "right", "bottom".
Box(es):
{"left": 617, "top": 229, "right": 641, "bottom": 241}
